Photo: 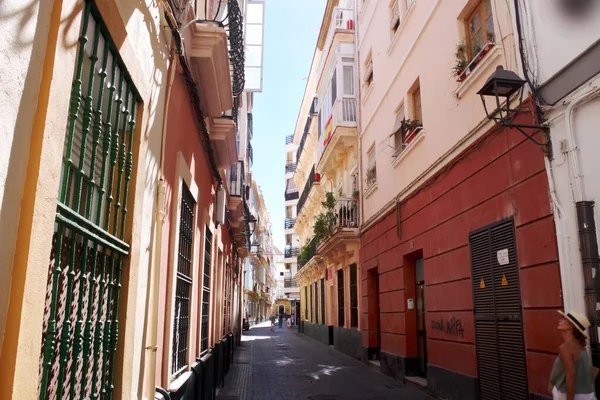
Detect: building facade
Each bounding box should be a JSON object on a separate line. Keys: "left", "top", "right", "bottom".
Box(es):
{"left": 518, "top": 1, "right": 600, "bottom": 392}
{"left": 355, "top": 0, "right": 561, "bottom": 399}
{"left": 0, "top": 0, "right": 268, "bottom": 399}
{"left": 292, "top": 0, "right": 363, "bottom": 360}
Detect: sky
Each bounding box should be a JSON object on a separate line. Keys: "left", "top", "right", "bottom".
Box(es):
{"left": 251, "top": 0, "right": 327, "bottom": 252}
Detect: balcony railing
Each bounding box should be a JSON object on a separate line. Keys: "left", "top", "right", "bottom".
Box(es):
{"left": 286, "top": 134, "right": 294, "bottom": 145}
{"left": 366, "top": 164, "right": 377, "bottom": 189}
{"left": 169, "top": 0, "right": 245, "bottom": 96}
{"left": 296, "top": 116, "right": 313, "bottom": 164}
{"left": 248, "top": 142, "right": 253, "bottom": 167}
{"left": 285, "top": 162, "right": 297, "bottom": 173}
{"left": 316, "top": 98, "right": 357, "bottom": 165}
{"left": 284, "top": 247, "right": 299, "bottom": 258}
{"left": 284, "top": 278, "right": 298, "bottom": 288}
{"left": 229, "top": 160, "right": 244, "bottom": 197}
{"left": 298, "top": 238, "right": 318, "bottom": 269}
{"left": 334, "top": 198, "right": 358, "bottom": 228}
{"left": 285, "top": 190, "right": 299, "bottom": 201}
{"left": 284, "top": 218, "right": 296, "bottom": 229}
{"left": 247, "top": 112, "right": 253, "bottom": 139}
{"left": 297, "top": 165, "right": 316, "bottom": 216}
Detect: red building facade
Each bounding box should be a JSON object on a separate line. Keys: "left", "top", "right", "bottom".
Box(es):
{"left": 360, "top": 118, "right": 562, "bottom": 399}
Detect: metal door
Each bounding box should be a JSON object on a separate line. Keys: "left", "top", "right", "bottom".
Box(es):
{"left": 469, "top": 218, "right": 528, "bottom": 400}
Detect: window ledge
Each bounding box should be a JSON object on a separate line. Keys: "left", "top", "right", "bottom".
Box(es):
{"left": 364, "top": 181, "right": 378, "bottom": 198}
{"left": 454, "top": 45, "right": 502, "bottom": 99}
{"left": 391, "top": 130, "right": 426, "bottom": 169}
{"left": 387, "top": 1, "right": 417, "bottom": 55}
{"left": 362, "top": 82, "right": 375, "bottom": 105}
{"left": 170, "top": 371, "right": 192, "bottom": 392}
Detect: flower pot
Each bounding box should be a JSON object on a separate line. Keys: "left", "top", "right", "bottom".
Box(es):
{"left": 314, "top": 172, "right": 321, "bottom": 182}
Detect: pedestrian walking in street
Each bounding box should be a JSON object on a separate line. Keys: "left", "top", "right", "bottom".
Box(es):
{"left": 549, "top": 310, "right": 598, "bottom": 400}
{"left": 270, "top": 314, "right": 276, "bottom": 332}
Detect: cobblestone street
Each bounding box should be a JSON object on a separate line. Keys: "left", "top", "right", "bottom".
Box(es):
{"left": 217, "top": 322, "right": 435, "bottom": 400}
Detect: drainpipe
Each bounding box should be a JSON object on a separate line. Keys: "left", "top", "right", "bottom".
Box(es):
{"left": 143, "top": 44, "right": 178, "bottom": 400}
{"left": 564, "top": 87, "right": 600, "bottom": 375}
{"left": 353, "top": 0, "right": 363, "bottom": 229}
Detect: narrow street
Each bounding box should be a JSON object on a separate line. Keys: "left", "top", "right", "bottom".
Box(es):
{"left": 218, "top": 323, "right": 435, "bottom": 400}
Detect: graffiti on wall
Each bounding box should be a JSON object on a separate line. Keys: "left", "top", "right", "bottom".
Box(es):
{"left": 430, "top": 316, "right": 465, "bottom": 338}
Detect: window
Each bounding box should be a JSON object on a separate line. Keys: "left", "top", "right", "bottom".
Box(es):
{"left": 363, "top": 51, "right": 373, "bottom": 87}
{"left": 343, "top": 66, "right": 355, "bottom": 96}
{"left": 411, "top": 83, "right": 422, "bottom": 123}
{"left": 393, "top": 104, "right": 406, "bottom": 153}
{"left": 172, "top": 183, "right": 195, "bottom": 376}
{"left": 337, "top": 269, "right": 345, "bottom": 327}
{"left": 310, "top": 284, "right": 313, "bottom": 322}
{"left": 466, "top": 0, "right": 494, "bottom": 59}
{"left": 305, "top": 286, "right": 308, "bottom": 320}
{"left": 390, "top": 0, "right": 400, "bottom": 32}
{"left": 321, "top": 278, "right": 325, "bottom": 325}
{"left": 350, "top": 264, "right": 358, "bottom": 328}
{"left": 201, "top": 226, "right": 212, "bottom": 352}
{"left": 366, "top": 145, "right": 377, "bottom": 187}
{"left": 331, "top": 69, "right": 337, "bottom": 105}
{"left": 314, "top": 281, "right": 319, "bottom": 324}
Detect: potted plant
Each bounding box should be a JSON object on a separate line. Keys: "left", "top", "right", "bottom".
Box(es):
{"left": 352, "top": 189, "right": 360, "bottom": 200}
{"left": 400, "top": 118, "right": 422, "bottom": 144}
{"left": 453, "top": 41, "right": 469, "bottom": 82}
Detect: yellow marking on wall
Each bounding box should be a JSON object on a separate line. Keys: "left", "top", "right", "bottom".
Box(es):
{"left": 479, "top": 278, "right": 486, "bottom": 289}
{"left": 501, "top": 274, "right": 508, "bottom": 286}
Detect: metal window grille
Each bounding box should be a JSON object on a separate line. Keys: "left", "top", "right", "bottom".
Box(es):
{"left": 314, "top": 282, "right": 319, "bottom": 324}
{"left": 171, "top": 183, "right": 195, "bottom": 376}
{"left": 201, "top": 227, "right": 213, "bottom": 351}
{"left": 350, "top": 264, "right": 358, "bottom": 328}
{"left": 309, "top": 285, "right": 313, "bottom": 323}
{"left": 39, "top": 2, "right": 141, "bottom": 399}
{"left": 338, "top": 269, "right": 345, "bottom": 327}
{"left": 304, "top": 286, "right": 308, "bottom": 321}
{"left": 223, "top": 263, "right": 228, "bottom": 336}
{"left": 321, "top": 278, "right": 325, "bottom": 325}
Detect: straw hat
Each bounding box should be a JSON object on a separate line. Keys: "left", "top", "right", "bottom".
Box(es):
{"left": 558, "top": 309, "right": 590, "bottom": 339}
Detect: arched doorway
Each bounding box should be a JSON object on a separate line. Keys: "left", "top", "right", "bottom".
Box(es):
{"left": 278, "top": 304, "right": 285, "bottom": 318}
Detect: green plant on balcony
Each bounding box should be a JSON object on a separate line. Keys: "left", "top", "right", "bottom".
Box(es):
{"left": 313, "top": 192, "right": 336, "bottom": 242}
{"left": 453, "top": 41, "right": 469, "bottom": 78}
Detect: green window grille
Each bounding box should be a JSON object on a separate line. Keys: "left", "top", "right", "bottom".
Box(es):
{"left": 320, "top": 278, "right": 325, "bottom": 325}
{"left": 304, "top": 286, "right": 308, "bottom": 320}
{"left": 338, "top": 269, "right": 345, "bottom": 327}
{"left": 201, "top": 227, "right": 212, "bottom": 352}
{"left": 314, "top": 282, "right": 318, "bottom": 324}
{"left": 172, "top": 183, "right": 195, "bottom": 377}
{"left": 38, "top": 1, "right": 141, "bottom": 399}
{"left": 309, "top": 284, "right": 313, "bottom": 323}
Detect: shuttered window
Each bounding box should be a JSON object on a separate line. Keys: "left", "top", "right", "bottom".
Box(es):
{"left": 201, "top": 227, "right": 212, "bottom": 352}
{"left": 350, "top": 264, "right": 358, "bottom": 328}
{"left": 321, "top": 278, "right": 325, "bottom": 325}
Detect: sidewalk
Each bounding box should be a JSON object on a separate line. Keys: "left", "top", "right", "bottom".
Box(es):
{"left": 218, "top": 322, "right": 436, "bottom": 400}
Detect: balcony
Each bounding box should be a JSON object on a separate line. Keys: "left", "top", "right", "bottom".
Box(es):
{"left": 284, "top": 247, "right": 299, "bottom": 258}
{"left": 296, "top": 116, "right": 313, "bottom": 164}
{"left": 317, "top": 198, "right": 360, "bottom": 258}
{"left": 286, "top": 134, "right": 294, "bottom": 145}
{"left": 183, "top": 0, "right": 245, "bottom": 117}
{"left": 298, "top": 237, "right": 318, "bottom": 269}
{"left": 248, "top": 142, "right": 253, "bottom": 167}
{"left": 296, "top": 165, "right": 316, "bottom": 216}
{"left": 285, "top": 162, "right": 297, "bottom": 174}
{"left": 315, "top": 98, "right": 357, "bottom": 174}
{"left": 333, "top": 198, "right": 358, "bottom": 229}
{"left": 284, "top": 218, "right": 296, "bottom": 230}
{"left": 247, "top": 112, "right": 253, "bottom": 139}
{"left": 284, "top": 278, "right": 298, "bottom": 288}
{"left": 209, "top": 117, "right": 237, "bottom": 168}
{"left": 316, "top": 7, "right": 355, "bottom": 75}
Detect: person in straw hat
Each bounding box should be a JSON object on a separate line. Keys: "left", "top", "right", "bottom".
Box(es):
{"left": 549, "top": 309, "right": 597, "bottom": 400}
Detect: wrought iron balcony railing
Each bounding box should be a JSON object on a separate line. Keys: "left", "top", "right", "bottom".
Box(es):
{"left": 285, "top": 218, "right": 296, "bottom": 229}
{"left": 167, "top": 0, "right": 245, "bottom": 96}
{"left": 247, "top": 112, "right": 253, "bottom": 140}
{"left": 286, "top": 134, "right": 294, "bottom": 145}
{"left": 284, "top": 247, "right": 299, "bottom": 258}
{"left": 285, "top": 162, "right": 297, "bottom": 173}
{"left": 248, "top": 142, "right": 253, "bottom": 167}
{"left": 296, "top": 165, "right": 315, "bottom": 216}
{"left": 296, "top": 116, "right": 313, "bottom": 164}
{"left": 334, "top": 198, "right": 359, "bottom": 228}
{"left": 285, "top": 190, "right": 299, "bottom": 201}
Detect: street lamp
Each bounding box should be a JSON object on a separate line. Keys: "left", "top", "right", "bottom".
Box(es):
{"left": 477, "top": 65, "right": 550, "bottom": 155}
{"left": 251, "top": 238, "right": 260, "bottom": 254}
{"left": 247, "top": 214, "right": 257, "bottom": 236}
